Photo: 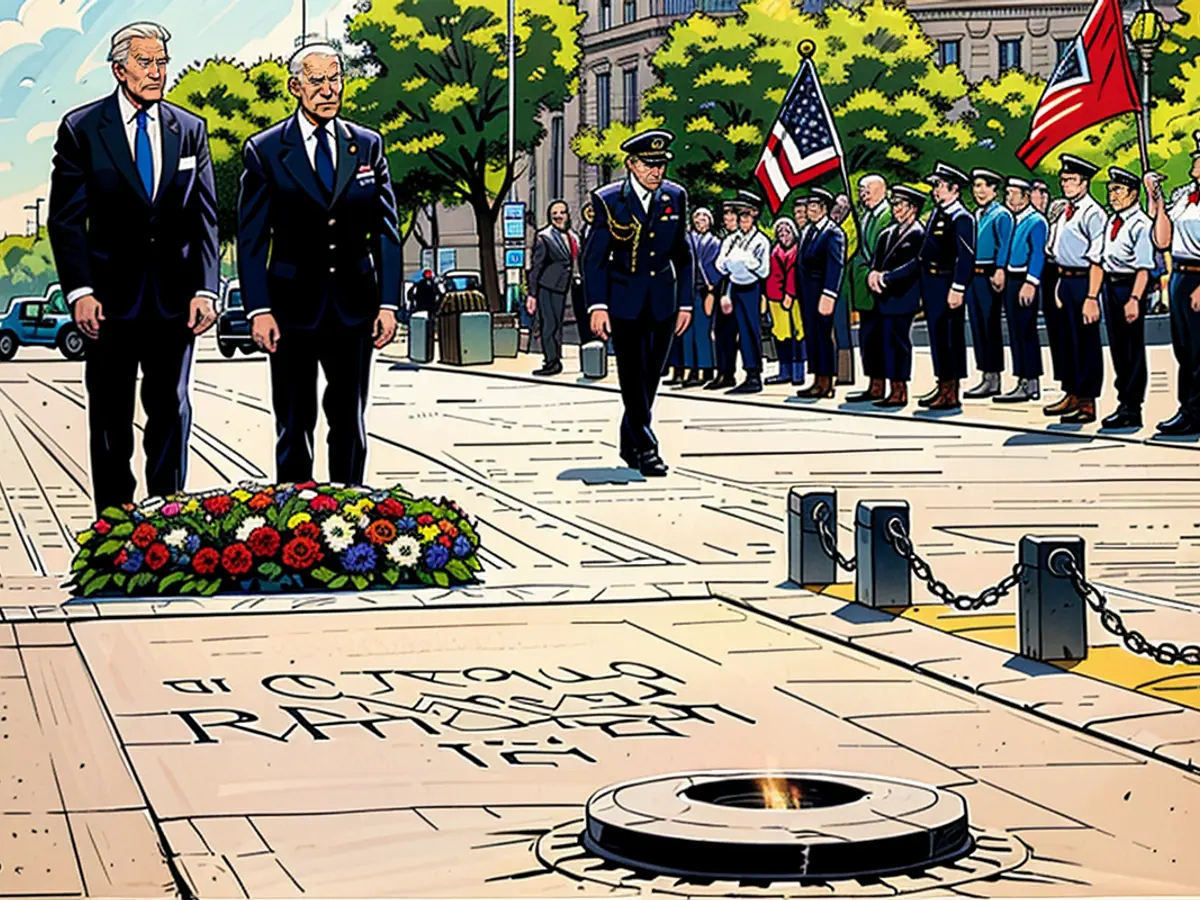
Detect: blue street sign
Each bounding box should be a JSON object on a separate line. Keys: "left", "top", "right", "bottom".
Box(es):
{"left": 503, "top": 202, "right": 526, "bottom": 221}
{"left": 503, "top": 219, "right": 525, "bottom": 240}
{"left": 504, "top": 248, "right": 525, "bottom": 269}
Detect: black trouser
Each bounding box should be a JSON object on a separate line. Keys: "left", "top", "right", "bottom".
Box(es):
{"left": 1171, "top": 270, "right": 1200, "bottom": 419}
{"left": 536, "top": 288, "right": 567, "bottom": 364}
{"left": 713, "top": 303, "right": 739, "bottom": 376}
{"left": 84, "top": 316, "right": 195, "bottom": 516}
{"left": 1042, "top": 267, "right": 1064, "bottom": 386}
{"left": 799, "top": 283, "right": 836, "bottom": 376}
{"left": 1004, "top": 277, "right": 1043, "bottom": 379}
{"left": 570, "top": 281, "right": 590, "bottom": 344}
{"left": 611, "top": 311, "right": 675, "bottom": 458}
{"left": 1103, "top": 276, "right": 1148, "bottom": 411}
{"left": 880, "top": 313, "right": 915, "bottom": 382}
{"left": 858, "top": 306, "right": 884, "bottom": 379}
{"left": 967, "top": 270, "right": 1004, "bottom": 372}
{"left": 270, "top": 318, "right": 374, "bottom": 484}
{"left": 1057, "top": 272, "right": 1103, "bottom": 399}
{"left": 730, "top": 282, "right": 762, "bottom": 374}
{"left": 921, "top": 274, "right": 967, "bottom": 380}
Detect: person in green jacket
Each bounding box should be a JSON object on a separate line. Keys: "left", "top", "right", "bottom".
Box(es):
{"left": 847, "top": 174, "right": 894, "bottom": 402}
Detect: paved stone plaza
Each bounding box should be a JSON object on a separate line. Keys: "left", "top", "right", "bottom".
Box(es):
{"left": 3, "top": 338, "right": 1200, "bottom": 898}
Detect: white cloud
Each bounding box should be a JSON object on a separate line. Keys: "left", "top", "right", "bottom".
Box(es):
{"left": 0, "top": 162, "right": 11, "bottom": 172}
{"left": 0, "top": 0, "right": 97, "bottom": 58}
{"left": 18, "top": 76, "right": 34, "bottom": 88}
{"left": 236, "top": 0, "right": 358, "bottom": 65}
{"left": 0, "top": 180, "right": 48, "bottom": 239}
{"left": 25, "top": 118, "right": 56, "bottom": 143}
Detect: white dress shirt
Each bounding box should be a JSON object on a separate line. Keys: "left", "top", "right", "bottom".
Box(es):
{"left": 69, "top": 90, "right": 216, "bottom": 306}
{"left": 715, "top": 227, "right": 771, "bottom": 287}
{"left": 1169, "top": 183, "right": 1200, "bottom": 263}
{"left": 1089, "top": 206, "right": 1155, "bottom": 274}
{"left": 1051, "top": 193, "right": 1106, "bottom": 269}
{"left": 629, "top": 177, "right": 652, "bottom": 214}
{"left": 297, "top": 109, "right": 339, "bottom": 174}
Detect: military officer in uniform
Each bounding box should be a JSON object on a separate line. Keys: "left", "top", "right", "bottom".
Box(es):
{"left": 847, "top": 174, "right": 893, "bottom": 402}
{"left": 1045, "top": 154, "right": 1106, "bottom": 424}
{"left": 795, "top": 187, "right": 847, "bottom": 399}
{"left": 1088, "top": 167, "right": 1154, "bottom": 430}
{"left": 994, "top": 177, "right": 1048, "bottom": 403}
{"left": 582, "top": 129, "right": 694, "bottom": 476}
{"left": 706, "top": 198, "right": 743, "bottom": 391}
{"left": 867, "top": 185, "right": 926, "bottom": 408}
{"left": 965, "top": 169, "right": 1013, "bottom": 399}
{"left": 917, "top": 162, "right": 975, "bottom": 410}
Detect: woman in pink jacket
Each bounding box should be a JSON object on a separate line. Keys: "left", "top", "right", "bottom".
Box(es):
{"left": 765, "top": 218, "right": 806, "bottom": 385}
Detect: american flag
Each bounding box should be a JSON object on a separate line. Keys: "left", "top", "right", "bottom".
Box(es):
{"left": 1016, "top": 0, "right": 1139, "bottom": 168}
{"left": 755, "top": 57, "right": 844, "bottom": 212}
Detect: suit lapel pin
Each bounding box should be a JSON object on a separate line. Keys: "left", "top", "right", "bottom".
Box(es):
{"left": 348, "top": 143, "right": 358, "bottom": 155}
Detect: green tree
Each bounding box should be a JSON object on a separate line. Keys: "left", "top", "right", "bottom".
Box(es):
{"left": 573, "top": 0, "right": 974, "bottom": 208}
{"left": 348, "top": 0, "right": 584, "bottom": 310}
{"left": 0, "top": 231, "right": 57, "bottom": 300}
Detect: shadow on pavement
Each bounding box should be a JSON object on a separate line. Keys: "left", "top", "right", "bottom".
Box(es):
{"left": 558, "top": 467, "right": 646, "bottom": 485}
{"left": 1004, "top": 432, "right": 1093, "bottom": 446}
{"left": 1003, "top": 654, "right": 1062, "bottom": 677}
{"left": 833, "top": 603, "right": 895, "bottom": 625}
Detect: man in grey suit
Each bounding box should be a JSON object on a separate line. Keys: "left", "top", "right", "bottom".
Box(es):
{"left": 527, "top": 199, "right": 581, "bottom": 376}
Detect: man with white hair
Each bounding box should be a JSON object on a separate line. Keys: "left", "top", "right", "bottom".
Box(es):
{"left": 847, "top": 174, "right": 892, "bottom": 402}
{"left": 238, "top": 42, "right": 401, "bottom": 486}
{"left": 48, "top": 21, "right": 219, "bottom": 515}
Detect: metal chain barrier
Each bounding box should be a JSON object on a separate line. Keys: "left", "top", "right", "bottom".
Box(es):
{"left": 885, "top": 517, "right": 1021, "bottom": 612}
{"left": 1052, "top": 550, "right": 1200, "bottom": 667}
{"left": 811, "top": 501, "right": 856, "bottom": 571}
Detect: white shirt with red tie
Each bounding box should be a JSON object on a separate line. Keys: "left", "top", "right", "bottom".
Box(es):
{"left": 1050, "top": 193, "right": 1106, "bottom": 269}
{"left": 1169, "top": 182, "right": 1200, "bottom": 263}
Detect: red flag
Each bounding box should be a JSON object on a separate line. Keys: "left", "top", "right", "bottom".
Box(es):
{"left": 1016, "top": 0, "right": 1140, "bottom": 169}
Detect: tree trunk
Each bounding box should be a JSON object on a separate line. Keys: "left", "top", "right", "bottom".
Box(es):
{"left": 472, "top": 197, "right": 503, "bottom": 312}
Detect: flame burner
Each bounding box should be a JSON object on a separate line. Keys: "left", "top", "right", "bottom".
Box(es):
{"left": 582, "top": 770, "right": 974, "bottom": 882}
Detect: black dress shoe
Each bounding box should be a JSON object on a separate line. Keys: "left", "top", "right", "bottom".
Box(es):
{"left": 1157, "top": 412, "right": 1200, "bottom": 436}
{"left": 727, "top": 376, "right": 763, "bottom": 394}
{"left": 704, "top": 373, "right": 736, "bottom": 391}
{"left": 1101, "top": 407, "right": 1142, "bottom": 430}
{"left": 533, "top": 361, "right": 563, "bottom": 376}
{"left": 636, "top": 451, "right": 669, "bottom": 477}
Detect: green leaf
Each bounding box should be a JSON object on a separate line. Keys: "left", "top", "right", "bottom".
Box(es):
{"left": 445, "top": 559, "right": 471, "bottom": 582}
{"left": 351, "top": 574, "right": 369, "bottom": 590}
{"left": 310, "top": 566, "right": 335, "bottom": 584}
{"left": 201, "top": 579, "right": 223, "bottom": 596}
{"left": 258, "top": 561, "right": 283, "bottom": 580}
{"left": 158, "top": 571, "right": 188, "bottom": 594}
{"left": 432, "top": 570, "right": 450, "bottom": 588}
{"left": 113, "top": 573, "right": 127, "bottom": 588}
{"left": 110, "top": 522, "right": 134, "bottom": 539}
{"left": 381, "top": 568, "right": 400, "bottom": 586}
{"left": 466, "top": 556, "right": 483, "bottom": 572}
{"left": 71, "top": 556, "right": 91, "bottom": 573}
{"left": 95, "top": 539, "right": 125, "bottom": 556}
{"left": 78, "top": 569, "right": 97, "bottom": 587}
{"left": 328, "top": 575, "right": 348, "bottom": 590}
{"left": 180, "top": 578, "right": 198, "bottom": 595}
{"left": 415, "top": 569, "right": 434, "bottom": 586}
{"left": 128, "top": 572, "right": 155, "bottom": 594}
{"left": 82, "top": 573, "right": 112, "bottom": 597}
{"left": 100, "top": 507, "right": 130, "bottom": 522}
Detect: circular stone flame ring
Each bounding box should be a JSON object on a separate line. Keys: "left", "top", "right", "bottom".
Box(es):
{"left": 582, "top": 770, "right": 973, "bottom": 881}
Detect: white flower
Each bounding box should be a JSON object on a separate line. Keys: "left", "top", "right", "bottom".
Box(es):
{"left": 163, "top": 528, "right": 190, "bottom": 549}
{"left": 299, "top": 489, "right": 318, "bottom": 500}
{"left": 235, "top": 516, "right": 267, "bottom": 541}
{"left": 322, "top": 517, "right": 355, "bottom": 553}
{"left": 140, "top": 496, "right": 164, "bottom": 513}
{"left": 386, "top": 535, "right": 421, "bottom": 566}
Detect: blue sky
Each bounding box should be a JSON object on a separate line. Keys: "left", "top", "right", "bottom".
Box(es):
{"left": 0, "top": 0, "right": 357, "bottom": 236}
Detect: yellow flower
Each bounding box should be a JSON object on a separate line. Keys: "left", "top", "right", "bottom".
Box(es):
{"left": 418, "top": 524, "right": 441, "bottom": 542}
{"left": 287, "top": 512, "right": 312, "bottom": 529}
{"left": 77, "top": 530, "right": 94, "bottom": 546}
{"left": 231, "top": 489, "right": 252, "bottom": 502}
{"left": 183, "top": 499, "right": 200, "bottom": 513}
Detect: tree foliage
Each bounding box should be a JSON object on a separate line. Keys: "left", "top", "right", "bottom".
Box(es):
{"left": 0, "top": 231, "right": 56, "bottom": 300}
{"left": 347, "top": 0, "right": 584, "bottom": 309}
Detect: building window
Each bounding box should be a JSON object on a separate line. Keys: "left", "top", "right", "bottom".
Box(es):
{"left": 998, "top": 38, "right": 1022, "bottom": 73}
{"left": 623, "top": 67, "right": 639, "bottom": 124}
{"left": 624, "top": 0, "right": 637, "bottom": 22}
{"left": 1055, "top": 38, "right": 1073, "bottom": 61}
{"left": 599, "top": 0, "right": 612, "bottom": 30}
{"left": 549, "top": 116, "right": 565, "bottom": 201}
{"left": 596, "top": 71, "right": 611, "bottom": 130}
{"left": 937, "top": 40, "right": 960, "bottom": 68}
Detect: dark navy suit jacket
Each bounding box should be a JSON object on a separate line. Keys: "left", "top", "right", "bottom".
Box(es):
{"left": 799, "top": 218, "right": 846, "bottom": 302}
{"left": 918, "top": 200, "right": 976, "bottom": 317}
{"left": 582, "top": 178, "right": 694, "bottom": 322}
{"left": 873, "top": 220, "right": 925, "bottom": 317}
{"left": 237, "top": 113, "right": 401, "bottom": 330}
{"left": 47, "top": 93, "right": 219, "bottom": 320}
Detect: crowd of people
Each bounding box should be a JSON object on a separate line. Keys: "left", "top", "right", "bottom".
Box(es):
{"left": 527, "top": 140, "right": 1200, "bottom": 438}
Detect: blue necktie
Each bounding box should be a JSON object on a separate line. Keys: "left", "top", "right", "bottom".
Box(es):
{"left": 314, "top": 124, "right": 335, "bottom": 197}
{"left": 135, "top": 109, "right": 153, "bottom": 199}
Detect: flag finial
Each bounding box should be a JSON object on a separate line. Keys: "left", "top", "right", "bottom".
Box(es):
{"left": 798, "top": 39, "right": 816, "bottom": 59}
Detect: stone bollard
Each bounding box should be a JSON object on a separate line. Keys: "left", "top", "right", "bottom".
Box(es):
{"left": 1019, "top": 536, "right": 1088, "bottom": 661}
{"left": 788, "top": 488, "right": 837, "bottom": 586}
{"left": 409, "top": 311, "right": 434, "bottom": 363}
{"left": 855, "top": 501, "right": 912, "bottom": 609}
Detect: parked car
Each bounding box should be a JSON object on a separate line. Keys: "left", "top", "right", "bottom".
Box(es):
{"left": 438, "top": 269, "right": 483, "bottom": 294}
{"left": 216, "top": 279, "right": 256, "bottom": 358}
{"left": 0, "top": 283, "right": 85, "bottom": 361}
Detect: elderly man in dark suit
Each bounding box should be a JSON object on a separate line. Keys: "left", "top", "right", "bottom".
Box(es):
{"left": 527, "top": 199, "right": 581, "bottom": 376}
{"left": 795, "top": 187, "right": 847, "bottom": 399}
{"left": 48, "top": 21, "right": 219, "bottom": 516}
{"left": 582, "top": 129, "right": 694, "bottom": 477}
{"left": 238, "top": 42, "right": 401, "bottom": 485}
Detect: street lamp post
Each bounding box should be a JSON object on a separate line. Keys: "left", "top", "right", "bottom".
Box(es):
{"left": 507, "top": 0, "right": 516, "bottom": 203}
{"left": 1128, "top": 0, "right": 1166, "bottom": 172}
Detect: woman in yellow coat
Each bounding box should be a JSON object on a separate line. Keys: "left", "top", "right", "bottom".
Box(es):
{"left": 764, "top": 217, "right": 806, "bottom": 385}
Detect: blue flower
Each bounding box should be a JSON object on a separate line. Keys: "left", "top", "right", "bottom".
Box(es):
{"left": 370, "top": 490, "right": 389, "bottom": 502}
{"left": 120, "top": 550, "right": 144, "bottom": 573}
{"left": 184, "top": 535, "right": 202, "bottom": 554}
{"left": 452, "top": 535, "right": 472, "bottom": 558}
{"left": 340, "top": 543, "right": 378, "bottom": 574}
{"left": 396, "top": 516, "right": 417, "bottom": 533}
{"left": 177, "top": 555, "right": 191, "bottom": 568}
{"left": 424, "top": 544, "right": 451, "bottom": 570}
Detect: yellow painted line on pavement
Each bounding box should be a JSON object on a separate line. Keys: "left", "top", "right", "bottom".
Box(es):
{"left": 812, "top": 583, "right": 1200, "bottom": 712}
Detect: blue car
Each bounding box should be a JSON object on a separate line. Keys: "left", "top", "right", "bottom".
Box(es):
{"left": 216, "top": 279, "right": 258, "bottom": 358}
{"left": 0, "top": 284, "right": 86, "bottom": 361}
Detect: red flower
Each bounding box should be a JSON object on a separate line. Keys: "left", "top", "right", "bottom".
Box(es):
{"left": 203, "top": 495, "right": 233, "bottom": 516}
{"left": 113, "top": 549, "right": 128, "bottom": 568}
{"left": 364, "top": 519, "right": 397, "bottom": 545}
{"left": 437, "top": 519, "right": 459, "bottom": 539}
{"left": 144, "top": 542, "right": 170, "bottom": 571}
{"left": 295, "top": 481, "right": 318, "bottom": 490}
{"left": 247, "top": 527, "right": 281, "bottom": 558}
{"left": 416, "top": 514, "right": 435, "bottom": 526}
{"left": 437, "top": 534, "right": 453, "bottom": 549}
{"left": 282, "top": 536, "right": 323, "bottom": 570}
{"left": 293, "top": 521, "right": 321, "bottom": 541}
{"left": 193, "top": 547, "right": 221, "bottom": 575}
{"left": 309, "top": 494, "right": 339, "bottom": 512}
{"left": 94, "top": 519, "right": 112, "bottom": 536}
{"left": 377, "top": 498, "right": 406, "bottom": 518}
{"left": 248, "top": 492, "right": 274, "bottom": 510}
{"left": 130, "top": 523, "right": 158, "bottom": 549}
{"left": 221, "top": 543, "right": 254, "bottom": 576}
